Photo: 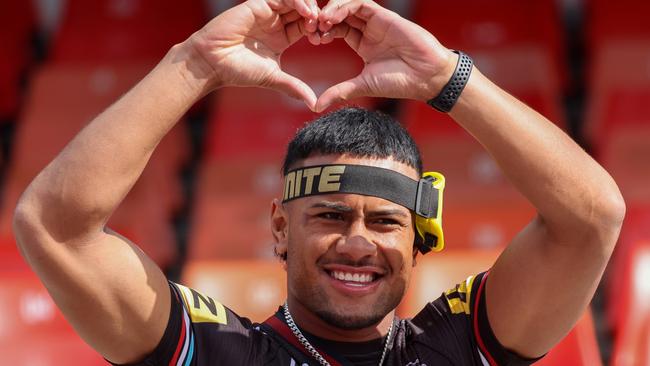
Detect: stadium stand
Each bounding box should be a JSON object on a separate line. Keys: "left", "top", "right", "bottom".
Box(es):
{"left": 410, "top": 0, "right": 567, "bottom": 89}
{"left": 1, "top": 0, "right": 646, "bottom": 364}
{"left": 0, "top": 1, "right": 36, "bottom": 121}
{"left": 0, "top": 63, "right": 188, "bottom": 269}
{"left": 50, "top": 0, "right": 207, "bottom": 63}
{"left": 183, "top": 259, "right": 287, "bottom": 323}
{"left": 0, "top": 272, "right": 106, "bottom": 365}
{"left": 605, "top": 207, "right": 650, "bottom": 342}
{"left": 585, "top": 0, "right": 650, "bottom": 54}
{"left": 610, "top": 242, "right": 650, "bottom": 366}
{"left": 537, "top": 310, "right": 603, "bottom": 366}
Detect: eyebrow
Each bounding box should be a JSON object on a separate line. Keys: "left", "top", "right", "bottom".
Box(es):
{"left": 310, "top": 202, "right": 353, "bottom": 212}
{"left": 366, "top": 209, "right": 410, "bottom": 219}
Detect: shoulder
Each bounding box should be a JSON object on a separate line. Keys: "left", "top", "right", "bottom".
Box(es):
{"left": 113, "top": 282, "right": 271, "bottom": 366}
{"left": 405, "top": 272, "right": 541, "bottom": 366}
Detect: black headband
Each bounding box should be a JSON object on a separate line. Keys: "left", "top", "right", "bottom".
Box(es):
{"left": 282, "top": 164, "right": 440, "bottom": 219}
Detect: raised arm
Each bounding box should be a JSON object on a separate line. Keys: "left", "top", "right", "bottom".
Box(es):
{"left": 316, "top": 0, "right": 625, "bottom": 358}
{"left": 12, "top": 0, "right": 318, "bottom": 363}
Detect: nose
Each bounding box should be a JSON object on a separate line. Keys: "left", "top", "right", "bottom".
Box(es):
{"left": 335, "top": 219, "right": 377, "bottom": 262}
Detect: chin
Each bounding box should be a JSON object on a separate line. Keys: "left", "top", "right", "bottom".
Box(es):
{"left": 313, "top": 288, "right": 404, "bottom": 330}
{"left": 315, "top": 308, "right": 387, "bottom": 330}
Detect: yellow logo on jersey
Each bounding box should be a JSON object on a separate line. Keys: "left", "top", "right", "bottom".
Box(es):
{"left": 176, "top": 284, "right": 228, "bottom": 325}
{"left": 445, "top": 275, "right": 476, "bottom": 315}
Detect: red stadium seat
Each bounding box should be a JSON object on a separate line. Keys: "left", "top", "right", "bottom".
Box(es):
{"left": 51, "top": 0, "right": 207, "bottom": 63}
{"left": 0, "top": 272, "right": 106, "bottom": 366}
{"left": 606, "top": 206, "right": 650, "bottom": 339}
{"left": 599, "top": 125, "right": 650, "bottom": 206}
{"left": 0, "top": 0, "right": 36, "bottom": 119}
{"left": 586, "top": 0, "right": 650, "bottom": 54}
{"left": 204, "top": 87, "right": 317, "bottom": 162}
{"left": 0, "top": 243, "right": 30, "bottom": 273}
{"left": 0, "top": 64, "right": 188, "bottom": 268}
{"left": 610, "top": 242, "right": 650, "bottom": 366}
{"left": 188, "top": 161, "right": 280, "bottom": 260}
{"left": 535, "top": 309, "right": 603, "bottom": 366}
{"left": 605, "top": 205, "right": 650, "bottom": 335}
{"left": 584, "top": 42, "right": 650, "bottom": 149}
{"left": 444, "top": 202, "right": 536, "bottom": 250}
{"left": 182, "top": 260, "right": 287, "bottom": 323}
{"left": 0, "top": 333, "right": 106, "bottom": 366}
{"left": 410, "top": 0, "right": 566, "bottom": 88}
{"left": 0, "top": 272, "right": 74, "bottom": 340}
{"left": 411, "top": 0, "right": 563, "bottom": 55}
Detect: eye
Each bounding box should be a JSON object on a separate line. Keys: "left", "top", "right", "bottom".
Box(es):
{"left": 317, "top": 212, "right": 344, "bottom": 221}
{"left": 373, "top": 218, "right": 401, "bottom": 226}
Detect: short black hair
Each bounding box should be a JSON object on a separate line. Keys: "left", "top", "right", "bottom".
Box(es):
{"left": 282, "top": 107, "right": 422, "bottom": 175}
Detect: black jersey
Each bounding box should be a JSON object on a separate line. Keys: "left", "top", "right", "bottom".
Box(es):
{"left": 116, "top": 272, "right": 541, "bottom": 366}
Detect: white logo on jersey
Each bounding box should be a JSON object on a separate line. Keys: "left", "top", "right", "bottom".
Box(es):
{"left": 405, "top": 359, "right": 428, "bottom": 366}
{"left": 289, "top": 359, "right": 309, "bottom": 366}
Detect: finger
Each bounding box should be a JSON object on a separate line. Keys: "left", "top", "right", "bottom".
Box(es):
{"left": 285, "top": 19, "right": 307, "bottom": 44}
{"left": 344, "top": 15, "right": 366, "bottom": 31}
{"left": 320, "top": 0, "right": 375, "bottom": 25}
{"left": 270, "top": 71, "right": 318, "bottom": 111}
{"left": 281, "top": 10, "right": 302, "bottom": 24}
{"left": 323, "top": 23, "right": 362, "bottom": 50}
{"left": 305, "top": 0, "right": 320, "bottom": 17}
{"left": 306, "top": 31, "right": 321, "bottom": 45}
{"left": 320, "top": 30, "right": 335, "bottom": 44}
{"left": 275, "top": 0, "right": 317, "bottom": 19}
{"left": 304, "top": 16, "right": 319, "bottom": 33}
{"left": 316, "top": 76, "right": 368, "bottom": 112}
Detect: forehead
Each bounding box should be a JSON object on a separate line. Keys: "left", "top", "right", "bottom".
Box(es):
{"left": 296, "top": 154, "right": 419, "bottom": 181}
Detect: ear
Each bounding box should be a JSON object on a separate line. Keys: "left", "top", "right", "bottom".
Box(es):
{"left": 412, "top": 245, "right": 419, "bottom": 267}
{"left": 271, "top": 198, "right": 289, "bottom": 269}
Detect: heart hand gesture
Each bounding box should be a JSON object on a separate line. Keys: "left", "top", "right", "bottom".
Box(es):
{"left": 189, "top": 0, "right": 320, "bottom": 110}
{"left": 313, "top": 0, "right": 458, "bottom": 112}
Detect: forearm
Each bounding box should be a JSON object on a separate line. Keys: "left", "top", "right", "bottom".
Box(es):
{"left": 16, "top": 41, "right": 214, "bottom": 243}
{"left": 449, "top": 68, "right": 625, "bottom": 243}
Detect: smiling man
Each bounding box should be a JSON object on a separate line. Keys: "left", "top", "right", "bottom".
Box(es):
{"left": 13, "top": 0, "right": 625, "bottom": 365}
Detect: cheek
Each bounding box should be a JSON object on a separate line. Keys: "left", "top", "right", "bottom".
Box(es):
{"left": 285, "top": 223, "right": 330, "bottom": 274}
{"left": 379, "top": 231, "right": 415, "bottom": 275}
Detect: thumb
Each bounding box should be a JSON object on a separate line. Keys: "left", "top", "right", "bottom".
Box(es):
{"left": 269, "top": 71, "right": 318, "bottom": 111}
{"left": 315, "top": 75, "right": 368, "bottom": 113}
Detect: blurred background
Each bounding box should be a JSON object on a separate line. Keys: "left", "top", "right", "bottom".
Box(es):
{"left": 0, "top": 0, "right": 648, "bottom": 364}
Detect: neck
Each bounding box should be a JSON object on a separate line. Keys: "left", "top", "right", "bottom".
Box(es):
{"left": 286, "top": 297, "right": 395, "bottom": 342}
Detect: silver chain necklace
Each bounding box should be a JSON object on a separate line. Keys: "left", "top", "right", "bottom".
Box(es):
{"left": 282, "top": 302, "right": 394, "bottom": 366}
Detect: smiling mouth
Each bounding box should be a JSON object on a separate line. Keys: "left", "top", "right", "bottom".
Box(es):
{"left": 324, "top": 270, "right": 383, "bottom": 287}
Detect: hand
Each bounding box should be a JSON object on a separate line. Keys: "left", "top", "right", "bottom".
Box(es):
{"left": 188, "top": 0, "right": 321, "bottom": 110}
{"left": 314, "top": 0, "right": 458, "bottom": 112}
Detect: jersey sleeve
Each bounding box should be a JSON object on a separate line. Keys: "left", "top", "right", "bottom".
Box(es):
{"left": 412, "top": 272, "right": 544, "bottom": 366}
{"left": 111, "top": 281, "right": 258, "bottom": 366}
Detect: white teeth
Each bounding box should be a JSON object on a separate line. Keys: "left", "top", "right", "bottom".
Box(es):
{"left": 330, "top": 271, "right": 375, "bottom": 283}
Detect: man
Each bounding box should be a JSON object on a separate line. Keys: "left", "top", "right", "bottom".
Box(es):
{"left": 13, "top": 0, "right": 625, "bottom": 365}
